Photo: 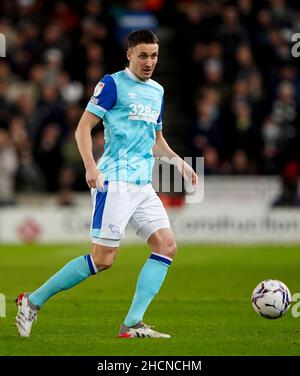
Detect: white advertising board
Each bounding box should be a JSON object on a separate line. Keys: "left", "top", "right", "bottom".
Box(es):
{"left": 1, "top": 177, "right": 300, "bottom": 244}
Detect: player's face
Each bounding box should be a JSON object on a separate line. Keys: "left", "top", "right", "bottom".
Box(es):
{"left": 127, "top": 43, "right": 159, "bottom": 81}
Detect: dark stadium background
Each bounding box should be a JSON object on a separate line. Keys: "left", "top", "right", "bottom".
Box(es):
{"left": 1, "top": 0, "right": 299, "bottom": 206}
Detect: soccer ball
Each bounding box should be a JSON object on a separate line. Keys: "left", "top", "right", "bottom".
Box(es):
{"left": 251, "top": 279, "right": 291, "bottom": 319}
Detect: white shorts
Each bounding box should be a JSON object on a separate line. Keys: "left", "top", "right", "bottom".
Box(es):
{"left": 90, "top": 181, "right": 170, "bottom": 247}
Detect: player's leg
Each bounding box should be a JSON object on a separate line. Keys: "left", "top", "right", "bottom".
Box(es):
{"left": 146, "top": 227, "right": 176, "bottom": 259}
{"left": 15, "top": 243, "right": 118, "bottom": 337}
{"left": 29, "top": 243, "right": 118, "bottom": 307}
{"left": 26, "top": 181, "right": 122, "bottom": 309}
{"left": 119, "top": 186, "right": 175, "bottom": 338}
{"left": 16, "top": 181, "right": 136, "bottom": 337}
{"left": 120, "top": 229, "right": 175, "bottom": 337}
{"left": 15, "top": 182, "right": 122, "bottom": 337}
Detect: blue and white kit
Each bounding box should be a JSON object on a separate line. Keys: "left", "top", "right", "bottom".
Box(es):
{"left": 86, "top": 68, "right": 171, "bottom": 246}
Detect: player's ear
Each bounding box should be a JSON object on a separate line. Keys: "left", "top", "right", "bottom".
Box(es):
{"left": 126, "top": 48, "right": 132, "bottom": 62}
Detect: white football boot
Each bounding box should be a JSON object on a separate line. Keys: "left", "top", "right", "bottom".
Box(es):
{"left": 15, "top": 292, "right": 39, "bottom": 337}
{"left": 118, "top": 322, "right": 170, "bottom": 338}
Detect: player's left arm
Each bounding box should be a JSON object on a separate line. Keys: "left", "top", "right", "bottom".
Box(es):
{"left": 153, "top": 130, "right": 198, "bottom": 186}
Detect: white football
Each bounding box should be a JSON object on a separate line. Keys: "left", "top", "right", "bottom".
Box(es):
{"left": 251, "top": 279, "right": 291, "bottom": 319}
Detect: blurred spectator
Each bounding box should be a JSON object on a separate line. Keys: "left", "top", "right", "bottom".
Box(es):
{"left": 34, "top": 123, "right": 63, "bottom": 192}
{"left": 248, "top": 71, "right": 265, "bottom": 119}
{"left": 8, "top": 116, "right": 29, "bottom": 155}
{"left": 261, "top": 116, "right": 282, "bottom": 174}
{"left": 231, "top": 99, "right": 256, "bottom": 156}
{"left": 56, "top": 166, "right": 76, "bottom": 206}
{"left": 203, "top": 58, "right": 223, "bottom": 90}
{"left": 272, "top": 161, "right": 300, "bottom": 207}
{"left": 15, "top": 146, "right": 46, "bottom": 193}
{"left": 269, "top": 0, "right": 292, "bottom": 28}
{"left": 276, "top": 64, "right": 300, "bottom": 102}
{"left": 58, "top": 71, "right": 84, "bottom": 105}
{"left": 41, "top": 23, "right": 71, "bottom": 65}
{"left": 230, "top": 149, "right": 253, "bottom": 175}
{"left": 0, "top": 79, "right": 15, "bottom": 128}
{"left": 60, "top": 104, "right": 87, "bottom": 191}
{"left": 272, "top": 81, "right": 297, "bottom": 127}
{"left": 217, "top": 5, "right": 247, "bottom": 63}
{"left": 0, "top": 128, "right": 18, "bottom": 206}
{"left": 202, "top": 146, "right": 220, "bottom": 175}
{"left": 234, "top": 43, "right": 257, "bottom": 80}
{"left": 33, "top": 84, "right": 65, "bottom": 137}
{"left": 48, "top": 1, "right": 79, "bottom": 34}
{"left": 193, "top": 92, "right": 221, "bottom": 154}
{"left": 271, "top": 80, "right": 298, "bottom": 163}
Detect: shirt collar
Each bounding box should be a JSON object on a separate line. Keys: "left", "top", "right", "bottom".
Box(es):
{"left": 124, "top": 67, "right": 147, "bottom": 83}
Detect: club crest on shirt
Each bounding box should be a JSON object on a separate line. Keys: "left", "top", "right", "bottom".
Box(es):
{"left": 108, "top": 224, "right": 121, "bottom": 235}
{"left": 94, "top": 82, "right": 105, "bottom": 97}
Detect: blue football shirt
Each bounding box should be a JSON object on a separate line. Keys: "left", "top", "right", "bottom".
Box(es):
{"left": 86, "top": 68, "right": 164, "bottom": 184}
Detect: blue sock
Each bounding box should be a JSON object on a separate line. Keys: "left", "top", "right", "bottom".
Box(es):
{"left": 124, "top": 253, "right": 172, "bottom": 327}
{"left": 29, "top": 254, "right": 98, "bottom": 308}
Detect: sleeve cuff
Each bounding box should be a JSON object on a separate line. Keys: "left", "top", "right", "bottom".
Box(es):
{"left": 155, "top": 123, "right": 163, "bottom": 131}
{"left": 86, "top": 102, "right": 106, "bottom": 119}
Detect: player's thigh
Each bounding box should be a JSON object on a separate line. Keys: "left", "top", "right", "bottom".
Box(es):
{"left": 147, "top": 227, "right": 177, "bottom": 259}
{"left": 129, "top": 190, "right": 170, "bottom": 238}
{"left": 90, "top": 182, "right": 139, "bottom": 245}
{"left": 129, "top": 187, "right": 176, "bottom": 258}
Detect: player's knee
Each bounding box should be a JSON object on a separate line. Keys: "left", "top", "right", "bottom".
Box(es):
{"left": 93, "top": 257, "right": 114, "bottom": 271}
{"left": 98, "top": 261, "right": 114, "bottom": 271}
{"left": 159, "top": 239, "right": 177, "bottom": 259}
{"left": 91, "top": 245, "right": 118, "bottom": 271}
{"left": 167, "top": 240, "right": 177, "bottom": 259}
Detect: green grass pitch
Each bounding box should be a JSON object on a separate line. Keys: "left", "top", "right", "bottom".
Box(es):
{"left": 1, "top": 243, "right": 300, "bottom": 356}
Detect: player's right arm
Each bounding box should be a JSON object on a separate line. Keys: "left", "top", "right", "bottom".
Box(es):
{"left": 75, "top": 111, "right": 103, "bottom": 189}
{"left": 76, "top": 74, "right": 117, "bottom": 189}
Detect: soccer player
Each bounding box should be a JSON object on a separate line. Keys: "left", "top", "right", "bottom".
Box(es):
{"left": 15, "top": 29, "right": 198, "bottom": 338}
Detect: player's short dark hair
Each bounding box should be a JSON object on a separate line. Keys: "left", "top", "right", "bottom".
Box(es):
{"left": 127, "top": 30, "right": 159, "bottom": 48}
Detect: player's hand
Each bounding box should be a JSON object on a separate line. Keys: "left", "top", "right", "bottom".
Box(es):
{"left": 86, "top": 167, "right": 104, "bottom": 189}
{"left": 180, "top": 161, "right": 199, "bottom": 186}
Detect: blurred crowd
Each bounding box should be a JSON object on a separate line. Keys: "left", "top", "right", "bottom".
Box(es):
{"left": 0, "top": 0, "right": 300, "bottom": 206}
{"left": 177, "top": 0, "right": 300, "bottom": 179}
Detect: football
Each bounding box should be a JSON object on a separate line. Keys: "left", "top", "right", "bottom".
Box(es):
{"left": 251, "top": 279, "right": 291, "bottom": 319}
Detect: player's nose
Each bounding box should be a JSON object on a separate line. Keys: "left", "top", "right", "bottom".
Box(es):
{"left": 145, "top": 57, "right": 152, "bottom": 66}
